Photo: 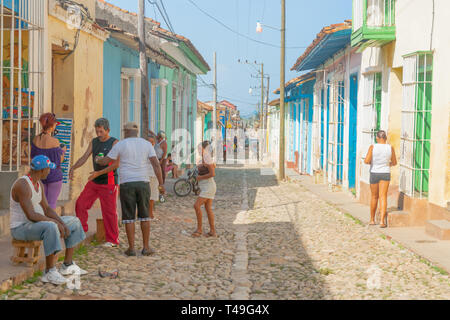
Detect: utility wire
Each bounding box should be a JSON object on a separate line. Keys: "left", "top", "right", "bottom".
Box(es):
{"left": 147, "top": 0, "right": 175, "bottom": 34}
{"left": 159, "top": 0, "right": 176, "bottom": 33}
{"left": 186, "top": 0, "right": 307, "bottom": 49}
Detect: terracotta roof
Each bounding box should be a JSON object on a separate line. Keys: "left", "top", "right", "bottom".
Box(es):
{"left": 98, "top": 0, "right": 210, "bottom": 71}
{"left": 273, "top": 70, "right": 316, "bottom": 94}
{"left": 291, "top": 20, "right": 352, "bottom": 71}
{"left": 269, "top": 99, "right": 280, "bottom": 107}
{"left": 197, "top": 100, "right": 213, "bottom": 112}
{"left": 219, "top": 100, "right": 238, "bottom": 110}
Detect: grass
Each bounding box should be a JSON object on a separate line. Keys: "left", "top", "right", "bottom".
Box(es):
{"left": 24, "top": 271, "right": 43, "bottom": 285}
{"left": 0, "top": 270, "right": 44, "bottom": 298}
{"left": 58, "top": 244, "right": 89, "bottom": 264}
{"left": 382, "top": 235, "right": 449, "bottom": 276}
{"left": 344, "top": 213, "right": 364, "bottom": 226}
{"left": 91, "top": 238, "right": 101, "bottom": 246}
{"left": 318, "top": 268, "right": 334, "bottom": 276}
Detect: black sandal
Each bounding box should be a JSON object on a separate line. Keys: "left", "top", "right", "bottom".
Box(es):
{"left": 124, "top": 248, "right": 136, "bottom": 256}
{"left": 141, "top": 248, "right": 155, "bottom": 256}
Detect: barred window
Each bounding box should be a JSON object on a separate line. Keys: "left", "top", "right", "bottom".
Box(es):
{"left": 400, "top": 52, "right": 433, "bottom": 198}
{"left": 1, "top": 0, "right": 45, "bottom": 171}
{"left": 327, "top": 78, "right": 345, "bottom": 185}
{"left": 361, "top": 72, "right": 382, "bottom": 184}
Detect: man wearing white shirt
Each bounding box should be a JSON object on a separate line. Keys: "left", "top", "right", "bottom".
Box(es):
{"left": 94, "top": 122, "right": 164, "bottom": 256}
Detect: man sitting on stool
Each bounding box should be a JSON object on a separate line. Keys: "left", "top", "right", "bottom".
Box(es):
{"left": 10, "top": 155, "right": 88, "bottom": 285}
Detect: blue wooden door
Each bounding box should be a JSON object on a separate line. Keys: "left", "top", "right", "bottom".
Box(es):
{"left": 348, "top": 74, "right": 358, "bottom": 189}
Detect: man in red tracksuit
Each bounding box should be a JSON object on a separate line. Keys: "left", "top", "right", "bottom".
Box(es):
{"left": 69, "top": 118, "right": 120, "bottom": 247}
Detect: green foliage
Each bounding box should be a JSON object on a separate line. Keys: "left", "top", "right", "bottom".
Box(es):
{"left": 318, "top": 268, "right": 334, "bottom": 276}
{"left": 344, "top": 213, "right": 364, "bottom": 226}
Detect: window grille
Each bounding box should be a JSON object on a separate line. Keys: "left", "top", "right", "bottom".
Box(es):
{"left": 300, "top": 98, "right": 310, "bottom": 174}
{"left": 288, "top": 102, "right": 294, "bottom": 162}
{"left": 360, "top": 72, "right": 382, "bottom": 183}
{"left": 327, "top": 78, "right": 345, "bottom": 185}
{"left": 1, "top": 0, "right": 45, "bottom": 172}
{"left": 121, "top": 68, "right": 141, "bottom": 139}
{"left": 366, "top": 0, "right": 395, "bottom": 28}
{"left": 353, "top": 0, "right": 364, "bottom": 31}
{"left": 400, "top": 52, "right": 433, "bottom": 198}
{"left": 312, "top": 78, "right": 323, "bottom": 171}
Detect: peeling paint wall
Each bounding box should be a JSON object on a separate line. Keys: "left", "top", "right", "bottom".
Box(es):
{"left": 46, "top": 13, "right": 106, "bottom": 200}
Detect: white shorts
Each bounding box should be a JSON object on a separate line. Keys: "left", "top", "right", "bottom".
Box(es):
{"left": 198, "top": 177, "right": 216, "bottom": 200}
{"left": 149, "top": 176, "right": 159, "bottom": 201}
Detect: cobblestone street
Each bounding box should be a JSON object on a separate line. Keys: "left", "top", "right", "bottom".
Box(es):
{"left": 4, "top": 165, "right": 450, "bottom": 300}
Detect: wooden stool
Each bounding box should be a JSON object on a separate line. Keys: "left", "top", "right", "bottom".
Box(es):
{"left": 11, "top": 240, "right": 42, "bottom": 267}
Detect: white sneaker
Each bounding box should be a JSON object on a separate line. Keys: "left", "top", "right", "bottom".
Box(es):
{"left": 103, "top": 242, "right": 118, "bottom": 248}
{"left": 59, "top": 262, "right": 88, "bottom": 276}
{"left": 41, "top": 268, "right": 67, "bottom": 285}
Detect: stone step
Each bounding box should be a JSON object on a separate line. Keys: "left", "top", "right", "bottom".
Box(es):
{"left": 387, "top": 210, "right": 411, "bottom": 227}
{"left": 425, "top": 220, "right": 450, "bottom": 240}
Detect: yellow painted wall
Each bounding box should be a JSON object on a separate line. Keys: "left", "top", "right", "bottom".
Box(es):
{"left": 47, "top": 16, "right": 105, "bottom": 200}
{"left": 446, "top": 118, "right": 450, "bottom": 208}
{"left": 52, "top": 53, "right": 75, "bottom": 118}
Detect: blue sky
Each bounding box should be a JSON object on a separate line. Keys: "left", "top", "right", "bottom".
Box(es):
{"left": 106, "top": 0, "right": 352, "bottom": 117}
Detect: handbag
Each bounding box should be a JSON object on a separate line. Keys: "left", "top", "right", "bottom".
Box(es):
{"left": 198, "top": 152, "right": 210, "bottom": 176}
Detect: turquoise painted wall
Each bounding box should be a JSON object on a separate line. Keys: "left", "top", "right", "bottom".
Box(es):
{"left": 103, "top": 37, "right": 160, "bottom": 140}
{"left": 158, "top": 65, "right": 197, "bottom": 164}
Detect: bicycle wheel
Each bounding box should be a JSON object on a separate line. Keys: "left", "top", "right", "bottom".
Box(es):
{"left": 173, "top": 179, "right": 192, "bottom": 197}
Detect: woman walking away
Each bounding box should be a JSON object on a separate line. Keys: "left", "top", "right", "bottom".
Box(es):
{"left": 192, "top": 141, "right": 217, "bottom": 238}
{"left": 364, "top": 130, "right": 397, "bottom": 228}
{"left": 31, "top": 113, "right": 66, "bottom": 209}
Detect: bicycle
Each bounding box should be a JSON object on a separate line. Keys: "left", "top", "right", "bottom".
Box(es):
{"left": 173, "top": 165, "right": 201, "bottom": 197}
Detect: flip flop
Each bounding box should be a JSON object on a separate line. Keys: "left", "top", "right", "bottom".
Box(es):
{"left": 191, "top": 231, "right": 202, "bottom": 238}
{"left": 368, "top": 223, "right": 377, "bottom": 226}
{"left": 205, "top": 232, "right": 218, "bottom": 238}
{"left": 98, "top": 269, "right": 119, "bottom": 279}
{"left": 380, "top": 224, "right": 387, "bottom": 228}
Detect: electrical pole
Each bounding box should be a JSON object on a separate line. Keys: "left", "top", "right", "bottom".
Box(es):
{"left": 265, "top": 75, "right": 270, "bottom": 130}
{"left": 263, "top": 75, "right": 270, "bottom": 159}
{"left": 139, "top": 0, "right": 149, "bottom": 139}
{"left": 260, "top": 63, "right": 264, "bottom": 129}
{"left": 213, "top": 52, "right": 217, "bottom": 161}
{"left": 279, "top": 0, "right": 286, "bottom": 180}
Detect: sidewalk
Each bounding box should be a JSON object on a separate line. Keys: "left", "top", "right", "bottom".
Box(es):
{"left": 0, "top": 208, "right": 100, "bottom": 292}
{"left": 286, "top": 168, "right": 450, "bottom": 274}
{"left": 0, "top": 178, "right": 179, "bottom": 293}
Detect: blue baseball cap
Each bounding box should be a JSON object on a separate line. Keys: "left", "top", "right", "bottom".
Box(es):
{"left": 30, "top": 155, "right": 56, "bottom": 171}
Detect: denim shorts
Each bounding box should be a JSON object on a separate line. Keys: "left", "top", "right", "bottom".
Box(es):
{"left": 119, "top": 181, "right": 150, "bottom": 224}
{"left": 10, "top": 216, "right": 86, "bottom": 257}
{"left": 370, "top": 173, "right": 391, "bottom": 184}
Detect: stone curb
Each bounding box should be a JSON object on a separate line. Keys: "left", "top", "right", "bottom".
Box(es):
{"left": 0, "top": 232, "right": 96, "bottom": 293}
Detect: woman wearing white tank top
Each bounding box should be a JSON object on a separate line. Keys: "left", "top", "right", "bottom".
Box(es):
{"left": 364, "top": 131, "right": 397, "bottom": 228}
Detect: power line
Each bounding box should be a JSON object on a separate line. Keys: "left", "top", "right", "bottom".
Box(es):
{"left": 147, "top": 0, "right": 175, "bottom": 34}
{"left": 159, "top": 0, "right": 175, "bottom": 33}
{"left": 218, "top": 95, "right": 258, "bottom": 105}
{"left": 186, "top": 0, "right": 307, "bottom": 50}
